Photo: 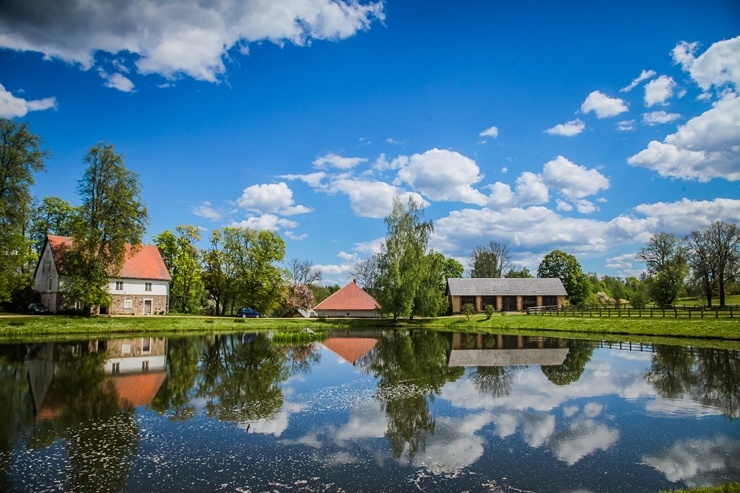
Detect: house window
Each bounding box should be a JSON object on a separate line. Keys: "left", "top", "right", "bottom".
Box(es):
{"left": 141, "top": 338, "right": 151, "bottom": 354}
{"left": 142, "top": 361, "right": 149, "bottom": 371}
{"left": 122, "top": 342, "right": 131, "bottom": 354}
{"left": 48, "top": 278, "right": 52, "bottom": 290}
{"left": 115, "top": 281, "right": 124, "bottom": 291}
{"left": 123, "top": 299, "right": 133, "bottom": 310}
{"left": 112, "top": 362, "right": 120, "bottom": 374}
{"left": 482, "top": 296, "right": 497, "bottom": 309}
{"left": 145, "top": 282, "right": 152, "bottom": 292}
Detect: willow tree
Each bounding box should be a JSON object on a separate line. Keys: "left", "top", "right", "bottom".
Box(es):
{"left": 376, "top": 197, "right": 434, "bottom": 321}
{"left": 0, "top": 119, "right": 48, "bottom": 302}
{"left": 66, "top": 143, "right": 148, "bottom": 312}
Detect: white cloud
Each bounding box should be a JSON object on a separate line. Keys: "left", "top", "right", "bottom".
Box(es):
{"left": 330, "top": 177, "right": 426, "bottom": 218}
{"left": 236, "top": 182, "right": 311, "bottom": 215}
{"left": 673, "top": 36, "right": 740, "bottom": 91}
{"left": 191, "top": 201, "right": 222, "bottom": 221}
{"left": 313, "top": 152, "right": 368, "bottom": 170}
{"left": 551, "top": 419, "right": 619, "bottom": 465}
{"left": 643, "top": 436, "right": 740, "bottom": 485}
{"left": 644, "top": 75, "right": 675, "bottom": 107}
{"left": 541, "top": 156, "right": 610, "bottom": 199}
{"left": 642, "top": 111, "right": 681, "bottom": 126}
{"left": 0, "top": 83, "right": 57, "bottom": 118}
{"left": 479, "top": 125, "right": 499, "bottom": 139}
{"left": 621, "top": 69, "right": 657, "bottom": 92}
{"left": 99, "top": 71, "right": 135, "bottom": 92}
{"left": 513, "top": 172, "right": 549, "bottom": 206}
{"left": 280, "top": 172, "right": 327, "bottom": 188}
{"left": 545, "top": 119, "right": 585, "bottom": 137}
{"left": 231, "top": 214, "right": 298, "bottom": 231}
{"left": 628, "top": 94, "right": 740, "bottom": 181}
{"left": 0, "top": 0, "right": 384, "bottom": 82}
{"left": 616, "top": 120, "right": 635, "bottom": 132}
{"left": 394, "top": 148, "right": 489, "bottom": 205}
{"left": 580, "top": 91, "right": 628, "bottom": 118}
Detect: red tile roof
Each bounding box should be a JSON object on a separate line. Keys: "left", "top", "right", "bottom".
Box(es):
{"left": 108, "top": 371, "right": 167, "bottom": 408}
{"left": 45, "top": 235, "right": 171, "bottom": 281}
{"left": 313, "top": 280, "right": 380, "bottom": 311}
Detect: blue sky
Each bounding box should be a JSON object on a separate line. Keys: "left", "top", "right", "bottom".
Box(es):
{"left": 1, "top": 0, "right": 739, "bottom": 284}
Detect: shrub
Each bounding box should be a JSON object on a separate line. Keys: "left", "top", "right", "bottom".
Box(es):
{"left": 462, "top": 303, "right": 475, "bottom": 321}
{"left": 484, "top": 304, "right": 496, "bottom": 320}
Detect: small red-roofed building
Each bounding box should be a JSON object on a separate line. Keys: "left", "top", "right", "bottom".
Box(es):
{"left": 33, "top": 235, "right": 171, "bottom": 315}
{"left": 313, "top": 279, "right": 381, "bottom": 318}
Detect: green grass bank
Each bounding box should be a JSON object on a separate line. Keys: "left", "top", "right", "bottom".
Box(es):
{"left": 1, "top": 311, "right": 738, "bottom": 347}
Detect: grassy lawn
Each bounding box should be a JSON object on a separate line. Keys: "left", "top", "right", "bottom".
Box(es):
{"left": 1, "top": 311, "right": 738, "bottom": 348}
{"left": 660, "top": 483, "right": 740, "bottom": 493}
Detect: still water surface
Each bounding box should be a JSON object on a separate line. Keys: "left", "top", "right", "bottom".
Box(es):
{"left": 0, "top": 330, "right": 738, "bottom": 492}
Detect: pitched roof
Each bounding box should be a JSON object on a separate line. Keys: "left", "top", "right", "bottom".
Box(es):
{"left": 314, "top": 280, "right": 380, "bottom": 311}
{"left": 44, "top": 235, "right": 171, "bottom": 281}
{"left": 446, "top": 278, "right": 568, "bottom": 296}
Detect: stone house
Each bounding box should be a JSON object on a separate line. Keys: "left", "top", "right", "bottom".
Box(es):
{"left": 33, "top": 235, "right": 171, "bottom": 315}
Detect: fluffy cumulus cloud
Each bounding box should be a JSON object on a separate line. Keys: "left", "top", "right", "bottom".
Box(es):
{"left": 628, "top": 94, "right": 740, "bottom": 181}
{"left": 236, "top": 182, "right": 311, "bottom": 215}
{"left": 0, "top": 0, "right": 384, "bottom": 83}
{"left": 329, "top": 177, "right": 427, "bottom": 218}
{"left": 580, "top": 91, "right": 628, "bottom": 118}
{"left": 191, "top": 201, "right": 222, "bottom": 221}
{"left": 644, "top": 75, "right": 675, "bottom": 107}
{"left": 394, "top": 148, "right": 489, "bottom": 205}
{"left": 643, "top": 436, "right": 740, "bottom": 486}
{"left": 99, "top": 71, "right": 135, "bottom": 92}
{"left": 231, "top": 213, "right": 298, "bottom": 231}
{"left": 541, "top": 156, "right": 610, "bottom": 200}
{"left": 629, "top": 37, "right": 740, "bottom": 182}
{"left": 672, "top": 36, "right": 740, "bottom": 92}
{"left": 0, "top": 83, "right": 57, "bottom": 118}
{"left": 551, "top": 418, "right": 619, "bottom": 465}
{"left": 546, "top": 119, "right": 585, "bottom": 136}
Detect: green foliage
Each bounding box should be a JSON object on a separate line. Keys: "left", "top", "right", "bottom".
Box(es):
{"left": 67, "top": 143, "right": 148, "bottom": 312}
{"left": 462, "top": 303, "right": 475, "bottom": 321}
{"left": 484, "top": 304, "right": 496, "bottom": 319}
{"left": 0, "top": 119, "right": 48, "bottom": 303}
{"left": 637, "top": 232, "right": 688, "bottom": 307}
{"left": 154, "top": 225, "right": 204, "bottom": 313}
{"left": 201, "top": 227, "right": 286, "bottom": 316}
{"left": 541, "top": 340, "right": 595, "bottom": 385}
{"left": 29, "top": 196, "right": 77, "bottom": 254}
{"left": 470, "top": 241, "right": 511, "bottom": 278}
{"left": 659, "top": 483, "right": 740, "bottom": 493}
{"left": 537, "top": 249, "right": 591, "bottom": 305}
{"left": 504, "top": 266, "right": 533, "bottom": 278}
{"left": 376, "top": 197, "right": 434, "bottom": 321}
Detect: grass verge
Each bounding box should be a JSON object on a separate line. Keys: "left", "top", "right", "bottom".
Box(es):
{"left": 660, "top": 483, "right": 740, "bottom": 493}
{"left": 0, "top": 311, "right": 738, "bottom": 348}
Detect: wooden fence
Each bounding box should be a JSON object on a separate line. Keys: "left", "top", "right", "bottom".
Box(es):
{"left": 527, "top": 305, "right": 739, "bottom": 319}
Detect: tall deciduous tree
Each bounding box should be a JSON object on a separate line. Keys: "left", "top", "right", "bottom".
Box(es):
{"left": 350, "top": 255, "right": 381, "bottom": 296}
{"left": 469, "top": 241, "right": 511, "bottom": 278}
{"left": 66, "top": 143, "right": 148, "bottom": 312}
{"left": 154, "top": 225, "right": 204, "bottom": 313}
{"left": 29, "top": 196, "right": 77, "bottom": 253}
{"left": 537, "top": 249, "right": 590, "bottom": 305}
{"left": 636, "top": 232, "right": 688, "bottom": 307}
{"left": 704, "top": 221, "right": 740, "bottom": 307}
{"left": 376, "top": 197, "right": 434, "bottom": 321}
{"left": 202, "top": 227, "right": 286, "bottom": 316}
{"left": 0, "top": 119, "right": 48, "bottom": 302}
{"left": 285, "top": 259, "right": 322, "bottom": 314}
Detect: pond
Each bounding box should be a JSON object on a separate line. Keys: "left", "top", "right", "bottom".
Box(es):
{"left": 0, "top": 330, "right": 738, "bottom": 492}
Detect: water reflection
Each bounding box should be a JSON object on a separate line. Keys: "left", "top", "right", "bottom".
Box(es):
{"left": 0, "top": 331, "right": 737, "bottom": 492}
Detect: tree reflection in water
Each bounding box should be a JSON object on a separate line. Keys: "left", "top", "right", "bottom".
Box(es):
{"left": 368, "top": 331, "right": 463, "bottom": 459}
{"left": 541, "top": 340, "right": 596, "bottom": 386}
{"left": 151, "top": 337, "right": 203, "bottom": 421}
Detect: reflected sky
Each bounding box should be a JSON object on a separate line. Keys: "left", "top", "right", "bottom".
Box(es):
{"left": 0, "top": 332, "right": 737, "bottom": 493}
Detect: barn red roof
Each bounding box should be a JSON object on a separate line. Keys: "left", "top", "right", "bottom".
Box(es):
{"left": 45, "top": 235, "right": 171, "bottom": 281}
{"left": 313, "top": 280, "right": 380, "bottom": 311}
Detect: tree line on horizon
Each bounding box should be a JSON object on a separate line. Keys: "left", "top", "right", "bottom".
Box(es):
{"left": 1, "top": 118, "right": 738, "bottom": 316}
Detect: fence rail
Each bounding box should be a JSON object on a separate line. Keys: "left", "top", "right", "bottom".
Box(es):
{"left": 527, "top": 305, "right": 739, "bottom": 319}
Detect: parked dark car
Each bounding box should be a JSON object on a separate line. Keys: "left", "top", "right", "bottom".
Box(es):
{"left": 27, "top": 303, "right": 49, "bottom": 315}
{"left": 236, "top": 307, "right": 260, "bottom": 318}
